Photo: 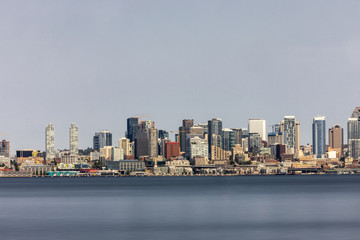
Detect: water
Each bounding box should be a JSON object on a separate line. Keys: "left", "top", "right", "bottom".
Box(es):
{"left": 0, "top": 175, "right": 360, "bottom": 240}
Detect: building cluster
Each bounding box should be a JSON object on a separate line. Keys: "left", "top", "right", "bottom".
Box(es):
{"left": 2, "top": 107, "right": 360, "bottom": 176}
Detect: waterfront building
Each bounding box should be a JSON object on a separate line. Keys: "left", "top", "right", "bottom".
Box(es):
{"left": 69, "top": 123, "right": 79, "bottom": 156}
{"left": 106, "top": 160, "right": 146, "bottom": 172}
{"left": 45, "top": 123, "right": 55, "bottom": 161}
{"left": 248, "top": 119, "right": 266, "bottom": 141}
{"left": 93, "top": 130, "right": 112, "bottom": 152}
{"left": 312, "top": 116, "right": 326, "bottom": 158}
{"left": 126, "top": 117, "right": 140, "bottom": 142}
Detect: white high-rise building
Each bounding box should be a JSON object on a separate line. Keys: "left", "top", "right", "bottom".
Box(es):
{"left": 45, "top": 123, "right": 55, "bottom": 161}
{"left": 70, "top": 123, "right": 79, "bottom": 155}
{"left": 248, "top": 119, "right": 266, "bottom": 141}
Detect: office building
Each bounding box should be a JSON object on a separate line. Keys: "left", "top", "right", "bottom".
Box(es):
{"left": 189, "top": 136, "right": 208, "bottom": 159}
{"left": 348, "top": 108, "right": 360, "bottom": 160}
{"left": 312, "top": 116, "right": 326, "bottom": 158}
{"left": 148, "top": 128, "right": 158, "bottom": 158}
{"left": 280, "top": 116, "right": 300, "bottom": 155}
{"left": 166, "top": 142, "right": 180, "bottom": 160}
{"left": 222, "top": 128, "right": 234, "bottom": 151}
{"left": 179, "top": 119, "right": 194, "bottom": 152}
{"left": 248, "top": 119, "right": 266, "bottom": 141}
{"left": 248, "top": 133, "right": 262, "bottom": 153}
{"left": 93, "top": 130, "right": 112, "bottom": 152}
{"left": 158, "top": 130, "right": 169, "bottom": 140}
{"left": 0, "top": 140, "right": 10, "bottom": 167}
{"left": 126, "top": 117, "right": 140, "bottom": 142}
{"left": 118, "top": 137, "right": 130, "bottom": 156}
{"left": 45, "top": 123, "right": 55, "bottom": 161}
{"left": 329, "top": 124, "right": 343, "bottom": 156}
{"left": 69, "top": 123, "right": 79, "bottom": 156}
{"left": 134, "top": 129, "right": 148, "bottom": 159}
{"left": 208, "top": 118, "right": 222, "bottom": 159}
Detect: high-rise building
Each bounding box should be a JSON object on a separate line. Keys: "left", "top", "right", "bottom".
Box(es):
{"left": 45, "top": 123, "right": 55, "bottom": 161}
{"left": 159, "top": 138, "right": 171, "bottom": 158}
{"left": 148, "top": 128, "right": 158, "bottom": 158}
{"left": 126, "top": 117, "right": 140, "bottom": 142}
{"left": 248, "top": 133, "right": 262, "bottom": 153}
{"left": 222, "top": 128, "right": 234, "bottom": 151}
{"left": 93, "top": 130, "right": 112, "bottom": 152}
{"left": 179, "top": 119, "right": 194, "bottom": 152}
{"left": 118, "top": 137, "right": 130, "bottom": 156}
{"left": 134, "top": 129, "right": 148, "bottom": 159}
{"left": 158, "top": 130, "right": 169, "bottom": 140}
{"left": 165, "top": 142, "right": 180, "bottom": 160}
{"left": 189, "top": 136, "right": 208, "bottom": 159}
{"left": 0, "top": 140, "right": 10, "bottom": 167}
{"left": 329, "top": 124, "right": 343, "bottom": 155}
{"left": 69, "top": 123, "right": 79, "bottom": 156}
{"left": 280, "top": 116, "right": 300, "bottom": 155}
{"left": 348, "top": 108, "right": 360, "bottom": 160}
{"left": 312, "top": 116, "right": 326, "bottom": 158}
{"left": 248, "top": 119, "right": 266, "bottom": 141}
{"left": 208, "top": 118, "right": 222, "bottom": 159}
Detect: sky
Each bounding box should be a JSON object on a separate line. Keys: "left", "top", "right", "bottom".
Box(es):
{"left": 1, "top": 0, "right": 360, "bottom": 153}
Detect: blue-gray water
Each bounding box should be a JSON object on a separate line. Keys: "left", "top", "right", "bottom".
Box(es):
{"left": 1, "top": 175, "right": 360, "bottom": 240}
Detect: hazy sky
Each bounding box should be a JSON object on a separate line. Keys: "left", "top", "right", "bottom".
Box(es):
{"left": 1, "top": 0, "right": 360, "bottom": 153}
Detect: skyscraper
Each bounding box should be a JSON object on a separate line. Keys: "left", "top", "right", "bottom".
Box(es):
{"left": 348, "top": 108, "right": 360, "bottom": 160}
{"left": 69, "top": 123, "right": 79, "bottom": 155}
{"left": 222, "top": 128, "right": 234, "bottom": 151}
{"left": 280, "top": 116, "right": 300, "bottom": 155}
{"left": 329, "top": 124, "right": 343, "bottom": 155}
{"left": 93, "top": 130, "right": 112, "bottom": 152}
{"left": 312, "top": 116, "right": 326, "bottom": 158}
{"left": 45, "top": 123, "right": 55, "bottom": 161}
{"left": 248, "top": 119, "right": 266, "bottom": 141}
{"left": 126, "top": 117, "right": 140, "bottom": 142}
{"left": 0, "top": 140, "right": 10, "bottom": 167}
{"left": 179, "top": 119, "right": 194, "bottom": 152}
{"left": 208, "top": 118, "right": 222, "bottom": 159}
{"left": 118, "top": 137, "right": 130, "bottom": 156}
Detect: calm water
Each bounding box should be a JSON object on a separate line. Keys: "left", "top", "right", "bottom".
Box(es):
{"left": 1, "top": 175, "right": 360, "bottom": 240}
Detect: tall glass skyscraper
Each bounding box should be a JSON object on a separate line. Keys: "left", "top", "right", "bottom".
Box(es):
{"left": 93, "top": 130, "right": 112, "bottom": 151}
{"left": 127, "top": 117, "right": 139, "bottom": 142}
{"left": 312, "top": 116, "right": 326, "bottom": 158}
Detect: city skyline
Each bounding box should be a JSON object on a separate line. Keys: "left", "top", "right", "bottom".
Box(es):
{"left": 2, "top": 110, "right": 360, "bottom": 155}
{"left": 1, "top": 1, "right": 360, "bottom": 153}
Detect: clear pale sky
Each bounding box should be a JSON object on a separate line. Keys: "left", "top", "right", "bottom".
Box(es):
{"left": 1, "top": 0, "right": 360, "bottom": 153}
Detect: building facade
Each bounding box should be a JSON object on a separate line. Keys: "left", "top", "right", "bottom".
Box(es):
{"left": 312, "top": 116, "right": 326, "bottom": 158}
{"left": 45, "top": 123, "right": 55, "bottom": 161}
{"left": 69, "top": 123, "right": 79, "bottom": 156}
